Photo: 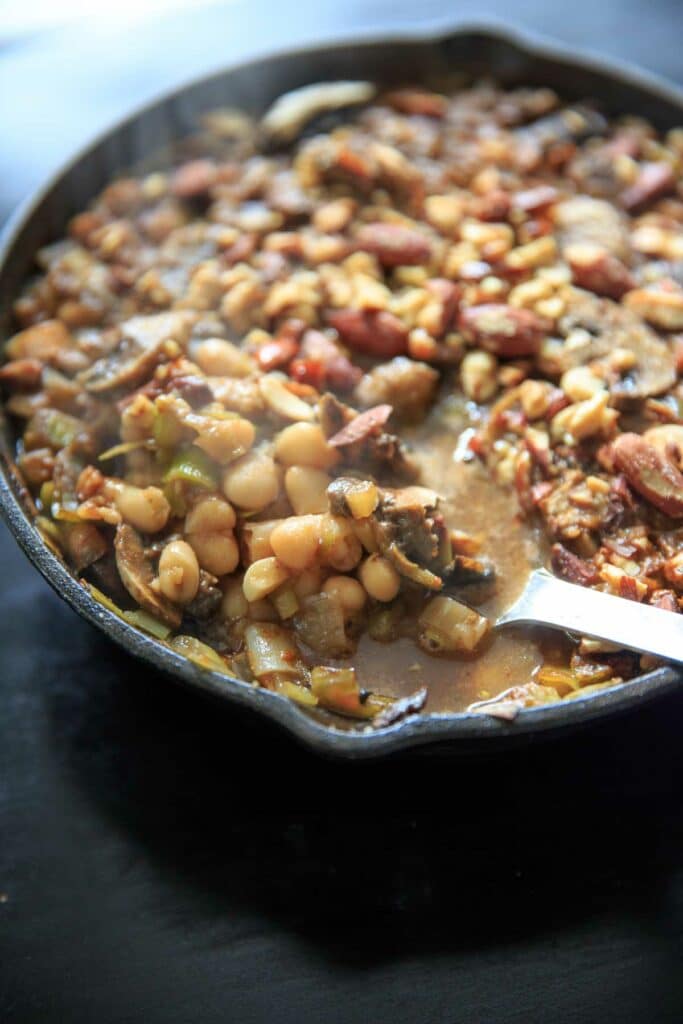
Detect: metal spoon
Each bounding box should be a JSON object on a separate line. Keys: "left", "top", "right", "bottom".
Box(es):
{"left": 497, "top": 568, "right": 683, "bottom": 663}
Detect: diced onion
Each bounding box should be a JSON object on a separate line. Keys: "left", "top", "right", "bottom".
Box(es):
{"left": 244, "top": 622, "right": 301, "bottom": 682}
{"left": 418, "top": 596, "right": 490, "bottom": 654}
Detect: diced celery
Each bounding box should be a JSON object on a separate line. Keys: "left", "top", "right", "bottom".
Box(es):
{"left": 310, "top": 666, "right": 376, "bottom": 719}
{"left": 170, "top": 635, "right": 228, "bottom": 673}
{"left": 98, "top": 439, "right": 152, "bottom": 461}
{"left": 123, "top": 609, "right": 172, "bottom": 640}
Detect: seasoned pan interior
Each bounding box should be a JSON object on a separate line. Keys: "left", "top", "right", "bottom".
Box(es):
{"left": 1, "top": 26, "right": 682, "bottom": 755}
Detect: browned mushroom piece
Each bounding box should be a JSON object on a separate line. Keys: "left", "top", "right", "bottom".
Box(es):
{"left": 354, "top": 357, "right": 439, "bottom": 421}
{"left": 259, "top": 80, "right": 376, "bottom": 146}
{"left": 554, "top": 196, "right": 631, "bottom": 261}
{"left": 518, "top": 105, "right": 608, "bottom": 149}
{"left": 78, "top": 311, "right": 196, "bottom": 393}
{"left": 114, "top": 523, "right": 182, "bottom": 628}
{"left": 547, "top": 288, "right": 676, "bottom": 401}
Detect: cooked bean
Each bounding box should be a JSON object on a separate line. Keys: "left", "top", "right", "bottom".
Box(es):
{"left": 112, "top": 483, "right": 170, "bottom": 533}
{"left": 194, "top": 338, "right": 255, "bottom": 377}
{"left": 193, "top": 416, "right": 255, "bottom": 464}
{"left": 222, "top": 451, "right": 280, "bottom": 510}
{"left": 320, "top": 515, "right": 363, "bottom": 571}
{"left": 461, "top": 351, "right": 498, "bottom": 402}
{"left": 322, "top": 575, "right": 367, "bottom": 613}
{"left": 185, "top": 494, "right": 236, "bottom": 534}
{"left": 560, "top": 365, "right": 606, "bottom": 402}
{"left": 359, "top": 554, "right": 401, "bottom": 602}
{"left": 189, "top": 530, "right": 239, "bottom": 577}
{"left": 270, "top": 515, "right": 321, "bottom": 570}
{"left": 274, "top": 422, "right": 339, "bottom": 469}
{"left": 158, "top": 540, "right": 200, "bottom": 605}
{"left": 184, "top": 495, "right": 240, "bottom": 575}
{"left": 242, "top": 557, "right": 290, "bottom": 602}
{"left": 284, "top": 465, "right": 331, "bottom": 514}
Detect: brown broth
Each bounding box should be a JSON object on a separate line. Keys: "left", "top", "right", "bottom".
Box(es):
{"left": 348, "top": 395, "right": 556, "bottom": 712}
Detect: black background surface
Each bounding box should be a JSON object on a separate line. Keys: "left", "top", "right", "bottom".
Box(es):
{"left": 1, "top": 3, "right": 683, "bottom": 1021}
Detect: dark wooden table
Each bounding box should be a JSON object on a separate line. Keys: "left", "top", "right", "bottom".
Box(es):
{"left": 2, "top": 3, "right": 683, "bottom": 1021}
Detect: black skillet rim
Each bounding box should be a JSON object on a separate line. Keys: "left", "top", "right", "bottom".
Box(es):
{"left": 1, "top": 19, "right": 682, "bottom": 758}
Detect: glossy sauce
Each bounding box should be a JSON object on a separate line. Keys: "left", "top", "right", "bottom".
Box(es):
{"left": 351, "top": 396, "right": 556, "bottom": 712}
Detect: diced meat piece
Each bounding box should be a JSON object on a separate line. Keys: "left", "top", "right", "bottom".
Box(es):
{"left": 620, "top": 162, "right": 676, "bottom": 213}
{"left": 566, "top": 243, "right": 635, "bottom": 299}
{"left": 551, "top": 543, "right": 599, "bottom": 585}
{"left": 327, "top": 404, "right": 393, "bottom": 446}
{"left": 171, "top": 160, "right": 218, "bottom": 199}
{"left": 383, "top": 89, "right": 448, "bottom": 118}
{"left": 327, "top": 309, "right": 408, "bottom": 358}
{"left": 458, "top": 304, "right": 549, "bottom": 357}
{"left": 289, "top": 328, "right": 361, "bottom": 392}
{"left": 0, "top": 358, "right": 43, "bottom": 390}
{"left": 354, "top": 222, "right": 432, "bottom": 267}
{"left": 611, "top": 432, "right": 683, "bottom": 518}
{"left": 319, "top": 393, "right": 417, "bottom": 482}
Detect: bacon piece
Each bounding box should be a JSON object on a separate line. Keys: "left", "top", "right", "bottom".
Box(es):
{"left": 171, "top": 159, "right": 217, "bottom": 199}
{"left": 612, "top": 432, "right": 683, "bottom": 518}
{"left": 257, "top": 337, "right": 299, "bottom": 372}
{"left": 383, "top": 89, "right": 447, "bottom": 118}
{"left": 458, "top": 304, "right": 549, "bottom": 357}
{"left": 551, "top": 543, "right": 599, "bottom": 586}
{"left": 354, "top": 222, "right": 432, "bottom": 267}
{"left": 0, "top": 358, "right": 43, "bottom": 390}
{"left": 513, "top": 185, "right": 559, "bottom": 213}
{"left": 327, "top": 404, "right": 393, "bottom": 447}
{"left": 567, "top": 245, "right": 635, "bottom": 300}
{"left": 651, "top": 589, "right": 679, "bottom": 613}
{"left": 327, "top": 309, "right": 408, "bottom": 358}
{"left": 620, "top": 162, "right": 676, "bottom": 213}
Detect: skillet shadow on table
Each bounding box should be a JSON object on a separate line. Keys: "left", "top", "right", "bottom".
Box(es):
{"left": 45, "top": 585, "right": 683, "bottom": 966}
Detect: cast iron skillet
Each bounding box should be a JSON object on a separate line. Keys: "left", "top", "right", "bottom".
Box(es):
{"left": 1, "top": 22, "right": 682, "bottom": 758}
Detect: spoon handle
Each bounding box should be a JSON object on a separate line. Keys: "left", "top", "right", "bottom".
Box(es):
{"left": 497, "top": 569, "right": 683, "bottom": 664}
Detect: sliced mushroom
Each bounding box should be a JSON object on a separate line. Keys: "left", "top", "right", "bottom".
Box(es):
{"left": 114, "top": 523, "right": 182, "bottom": 628}
{"left": 370, "top": 486, "right": 448, "bottom": 590}
{"left": 260, "top": 80, "right": 376, "bottom": 146}
{"left": 519, "top": 105, "right": 607, "bottom": 148}
{"left": 78, "top": 311, "right": 195, "bottom": 393}
{"left": 382, "top": 541, "right": 444, "bottom": 590}
{"left": 546, "top": 288, "right": 676, "bottom": 401}
{"left": 554, "top": 196, "right": 631, "bottom": 261}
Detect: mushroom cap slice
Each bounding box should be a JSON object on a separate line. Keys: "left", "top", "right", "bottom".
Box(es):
{"left": 547, "top": 287, "right": 676, "bottom": 402}
{"left": 78, "top": 311, "right": 195, "bottom": 393}
{"left": 260, "top": 81, "right": 376, "bottom": 146}
{"left": 554, "top": 196, "right": 631, "bottom": 261}
{"left": 114, "top": 523, "right": 182, "bottom": 628}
